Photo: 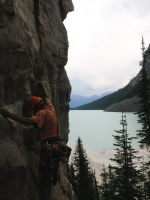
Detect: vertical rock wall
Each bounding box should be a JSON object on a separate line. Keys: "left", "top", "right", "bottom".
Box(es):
{"left": 0, "top": 0, "right": 76, "bottom": 199}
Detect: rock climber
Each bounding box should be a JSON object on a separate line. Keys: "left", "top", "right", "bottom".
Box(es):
{"left": 0, "top": 96, "right": 60, "bottom": 140}
{"left": 0, "top": 96, "right": 60, "bottom": 200}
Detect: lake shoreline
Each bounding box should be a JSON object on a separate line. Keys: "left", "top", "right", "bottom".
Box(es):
{"left": 69, "top": 110, "right": 140, "bottom": 149}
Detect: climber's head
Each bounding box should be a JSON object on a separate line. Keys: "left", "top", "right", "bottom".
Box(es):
{"left": 28, "top": 96, "right": 43, "bottom": 111}
{"left": 28, "top": 96, "right": 53, "bottom": 113}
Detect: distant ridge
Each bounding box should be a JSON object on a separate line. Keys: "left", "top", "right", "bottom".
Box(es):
{"left": 70, "top": 92, "right": 113, "bottom": 108}
{"left": 74, "top": 45, "right": 150, "bottom": 112}
{"left": 74, "top": 76, "right": 139, "bottom": 111}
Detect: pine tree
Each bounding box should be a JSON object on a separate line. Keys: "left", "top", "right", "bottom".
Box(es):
{"left": 107, "top": 165, "right": 117, "bottom": 200}
{"left": 71, "top": 137, "right": 99, "bottom": 200}
{"left": 67, "top": 162, "right": 78, "bottom": 193}
{"left": 146, "top": 169, "right": 150, "bottom": 199}
{"left": 135, "top": 37, "right": 150, "bottom": 199}
{"left": 111, "top": 113, "right": 142, "bottom": 200}
{"left": 99, "top": 166, "right": 109, "bottom": 200}
{"left": 90, "top": 170, "right": 100, "bottom": 200}
{"left": 136, "top": 37, "right": 150, "bottom": 147}
{"left": 140, "top": 160, "right": 150, "bottom": 199}
{"left": 99, "top": 165, "right": 117, "bottom": 200}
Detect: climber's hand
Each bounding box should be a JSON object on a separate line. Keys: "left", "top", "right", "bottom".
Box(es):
{"left": 0, "top": 108, "right": 9, "bottom": 118}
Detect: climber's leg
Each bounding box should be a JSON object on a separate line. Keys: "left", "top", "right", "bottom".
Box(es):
{"left": 40, "top": 147, "right": 52, "bottom": 200}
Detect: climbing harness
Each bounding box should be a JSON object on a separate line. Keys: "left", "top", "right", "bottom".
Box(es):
{"left": 40, "top": 137, "right": 72, "bottom": 184}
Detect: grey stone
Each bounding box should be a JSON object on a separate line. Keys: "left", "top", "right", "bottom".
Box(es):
{"left": 0, "top": 0, "right": 75, "bottom": 199}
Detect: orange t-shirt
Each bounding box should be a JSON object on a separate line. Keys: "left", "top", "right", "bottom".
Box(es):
{"left": 31, "top": 104, "right": 60, "bottom": 140}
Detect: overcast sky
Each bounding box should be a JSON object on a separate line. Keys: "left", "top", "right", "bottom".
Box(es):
{"left": 64, "top": 0, "right": 150, "bottom": 96}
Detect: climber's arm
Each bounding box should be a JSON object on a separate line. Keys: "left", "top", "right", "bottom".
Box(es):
{"left": 0, "top": 108, "right": 36, "bottom": 126}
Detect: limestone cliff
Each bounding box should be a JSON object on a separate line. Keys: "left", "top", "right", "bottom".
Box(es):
{"left": 0, "top": 0, "right": 76, "bottom": 199}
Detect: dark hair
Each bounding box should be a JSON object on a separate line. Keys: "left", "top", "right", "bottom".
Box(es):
{"left": 34, "top": 100, "right": 46, "bottom": 113}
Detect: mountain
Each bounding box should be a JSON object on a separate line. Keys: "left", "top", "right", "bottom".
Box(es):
{"left": 70, "top": 92, "right": 113, "bottom": 108}
{"left": 75, "top": 78, "right": 139, "bottom": 110}
{"left": 75, "top": 45, "right": 150, "bottom": 112}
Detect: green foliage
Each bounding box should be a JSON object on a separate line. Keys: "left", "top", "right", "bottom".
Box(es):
{"left": 99, "top": 165, "right": 116, "bottom": 200}
{"left": 140, "top": 160, "right": 150, "bottom": 199}
{"left": 146, "top": 170, "right": 150, "bottom": 198}
{"left": 68, "top": 137, "right": 100, "bottom": 200}
{"left": 135, "top": 38, "right": 150, "bottom": 199}
{"left": 99, "top": 112, "right": 150, "bottom": 200}
{"left": 90, "top": 170, "right": 100, "bottom": 200}
{"left": 110, "top": 113, "right": 142, "bottom": 200}
{"left": 67, "top": 162, "right": 78, "bottom": 193}
{"left": 75, "top": 83, "right": 138, "bottom": 110}
{"left": 136, "top": 47, "right": 150, "bottom": 146}
{"left": 99, "top": 167, "right": 110, "bottom": 200}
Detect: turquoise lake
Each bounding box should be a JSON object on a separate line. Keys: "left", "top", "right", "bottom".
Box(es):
{"left": 69, "top": 110, "right": 141, "bottom": 149}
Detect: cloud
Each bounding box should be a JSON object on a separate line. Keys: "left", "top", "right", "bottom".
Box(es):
{"left": 121, "top": 0, "right": 150, "bottom": 17}
{"left": 70, "top": 77, "right": 116, "bottom": 96}
{"left": 65, "top": 0, "right": 150, "bottom": 96}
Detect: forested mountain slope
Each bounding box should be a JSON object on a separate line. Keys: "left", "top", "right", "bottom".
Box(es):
{"left": 70, "top": 92, "right": 113, "bottom": 108}
{"left": 75, "top": 45, "right": 150, "bottom": 111}
{"left": 75, "top": 79, "right": 138, "bottom": 111}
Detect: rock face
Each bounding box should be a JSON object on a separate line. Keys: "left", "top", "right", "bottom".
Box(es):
{"left": 0, "top": 0, "right": 76, "bottom": 200}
